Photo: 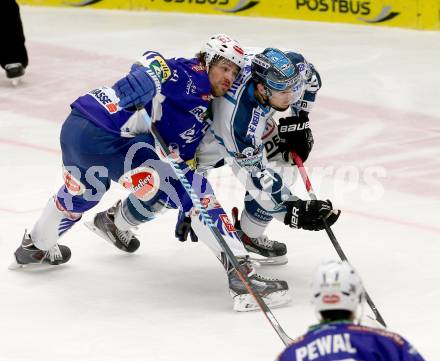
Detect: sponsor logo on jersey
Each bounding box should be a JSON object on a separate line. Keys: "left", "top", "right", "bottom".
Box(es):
{"left": 219, "top": 214, "right": 236, "bottom": 232}
{"left": 191, "top": 63, "right": 206, "bottom": 73}
{"left": 62, "top": 168, "right": 86, "bottom": 196}
{"left": 262, "top": 118, "right": 276, "bottom": 140}
{"left": 201, "top": 93, "right": 212, "bottom": 101}
{"left": 263, "top": 133, "right": 280, "bottom": 156}
{"left": 246, "top": 107, "right": 261, "bottom": 139}
{"left": 189, "top": 106, "right": 208, "bottom": 122}
{"left": 153, "top": 56, "right": 171, "bottom": 82}
{"left": 118, "top": 167, "right": 160, "bottom": 202}
{"left": 348, "top": 325, "right": 404, "bottom": 345}
{"left": 186, "top": 78, "right": 197, "bottom": 95}
{"left": 200, "top": 195, "right": 222, "bottom": 210}
{"left": 88, "top": 87, "right": 119, "bottom": 114}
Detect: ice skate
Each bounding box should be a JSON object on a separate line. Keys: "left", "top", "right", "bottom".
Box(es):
{"left": 85, "top": 200, "right": 140, "bottom": 253}
{"left": 5, "top": 63, "right": 25, "bottom": 86}
{"left": 232, "top": 207, "right": 288, "bottom": 265}
{"left": 9, "top": 231, "right": 71, "bottom": 270}
{"left": 226, "top": 256, "right": 291, "bottom": 311}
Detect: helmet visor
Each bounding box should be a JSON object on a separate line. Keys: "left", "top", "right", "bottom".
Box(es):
{"left": 269, "top": 75, "right": 304, "bottom": 105}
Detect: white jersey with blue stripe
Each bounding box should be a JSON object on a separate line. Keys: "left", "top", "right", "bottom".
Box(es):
{"left": 197, "top": 47, "right": 320, "bottom": 171}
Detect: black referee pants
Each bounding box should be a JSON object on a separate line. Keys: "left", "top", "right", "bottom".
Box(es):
{"left": 0, "top": 0, "right": 28, "bottom": 69}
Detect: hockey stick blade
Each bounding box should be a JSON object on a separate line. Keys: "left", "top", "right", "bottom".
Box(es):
{"left": 290, "top": 151, "right": 387, "bottom": 328}
{"left": 137, "top": 107, "right": 293, "bottom": 346}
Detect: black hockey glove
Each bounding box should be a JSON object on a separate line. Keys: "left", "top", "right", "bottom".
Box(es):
{"left": 175, "top": 211, "right": 198, "bottom": 242}
{"left": 278, "top": 111, "right": 314, "bottom": 164}
{"left": 284, "top": 199, "right": 340, "bottom": 231}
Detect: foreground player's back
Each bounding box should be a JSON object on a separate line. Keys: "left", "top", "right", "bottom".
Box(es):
{"left": 278, "top": 320, "right": 425, "bottom": 361}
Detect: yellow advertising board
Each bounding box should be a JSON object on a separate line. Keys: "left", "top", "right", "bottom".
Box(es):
{"left": 18, "top": 0, "right": 440, "bottom": 30}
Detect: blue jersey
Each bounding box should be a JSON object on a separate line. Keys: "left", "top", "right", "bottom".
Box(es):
{"left": 71, "top": 51, "right": 212, "bottom": 162}
{"left": 277, "top": 322, "right": 425, "bottom": 361}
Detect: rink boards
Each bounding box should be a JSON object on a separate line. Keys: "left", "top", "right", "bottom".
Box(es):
{"left": 18, "top": 0, "right": 440, "bottom": 30}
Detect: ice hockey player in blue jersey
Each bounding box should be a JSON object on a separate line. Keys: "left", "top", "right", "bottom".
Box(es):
{"left": 277, "top": 260, "right": 426, "bottom": 361}
{"left": 177, "top": 48, "right": 340, "bottom": 265}
{"left": 10, "top": 35, "right": 292, "bottom": 311}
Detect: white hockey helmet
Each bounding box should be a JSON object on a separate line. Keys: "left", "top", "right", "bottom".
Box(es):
{"left": 312, "top": 260, "right": 365, "bottom": 316}
{"left": 201, "top": 34, "right": 245, "bottom": 70}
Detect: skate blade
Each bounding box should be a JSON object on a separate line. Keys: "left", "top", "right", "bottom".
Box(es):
{"left": 232, "top": 290, "right": 291, "bottom": 312}
{"left": 84, "top": 221, "right": 114, "bottom": 246}
{"left": 8, "top": 257, "right": 58, "bottom": 271}
{"left": 248, "top": 255, "right": 288, "bottom": 266}
{"left": 8, "top": 257, "right": 23, "bottom": 270}
{"left": 11, "top": 77, "right": 23, "bottom": 86}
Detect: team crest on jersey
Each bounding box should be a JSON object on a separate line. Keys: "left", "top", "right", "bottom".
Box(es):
{"left": 179, "top": 125, "right": 197, "bottom": 144}
{"left": 189, "top": 106, "right": 208, "bottom": 123}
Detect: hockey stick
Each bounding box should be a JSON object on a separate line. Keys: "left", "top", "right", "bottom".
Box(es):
{"left": 138, "top": 107, "right": 293, "bottom": 345}
{"left": 290, "top": 151, "right": 387, "bottom": 328}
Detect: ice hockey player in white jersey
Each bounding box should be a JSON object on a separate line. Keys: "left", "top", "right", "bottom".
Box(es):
{"left": 277, "top": 260, "right": 426, "bottom": 361}
{"left": 176, "top": 48, "right": 340, "bottom": 265}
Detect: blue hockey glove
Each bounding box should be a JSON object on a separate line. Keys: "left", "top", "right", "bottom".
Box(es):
{"left": 114, "top": 66, "right": 158, "bottom": 109}
{"left": 175, "top": 210, "right": 198, "bottom": 242}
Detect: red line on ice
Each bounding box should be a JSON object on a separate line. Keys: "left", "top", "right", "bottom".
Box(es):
{"left": 0, "top": 138, "right": 59, "bottom": 154}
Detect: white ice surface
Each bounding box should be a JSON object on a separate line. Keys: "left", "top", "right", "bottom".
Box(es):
{"left": 0, "top": 7, "right": 439, "bottom": 361}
